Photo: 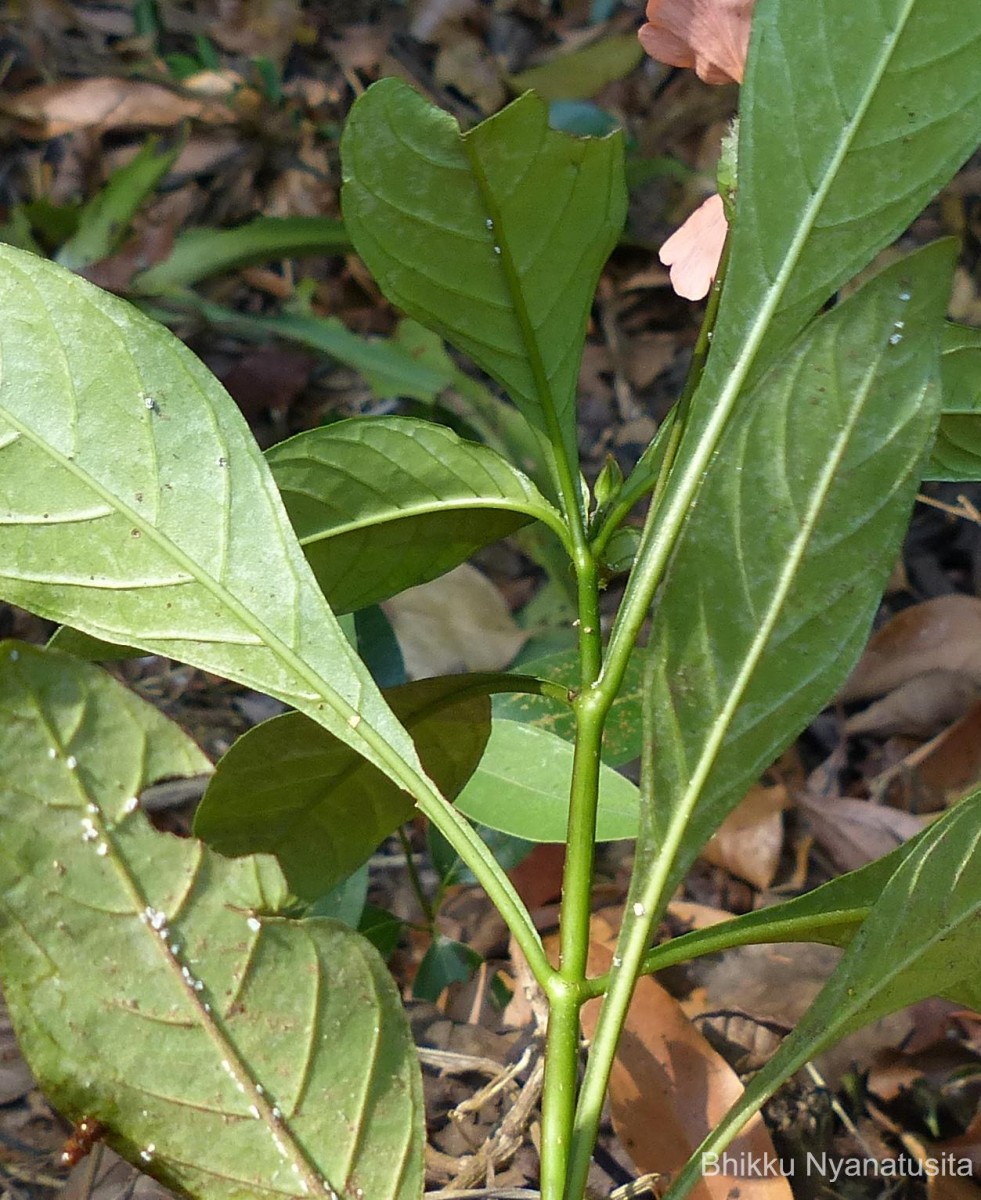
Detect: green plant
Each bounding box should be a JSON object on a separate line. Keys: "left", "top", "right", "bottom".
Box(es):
{"left": 0, "top": 1, "right": 979, "bottom": 1199}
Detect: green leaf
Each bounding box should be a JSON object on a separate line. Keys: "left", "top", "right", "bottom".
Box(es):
{"left": 133, "top": 216, "right": 350, "bottom": 293}
{"left": 639, "top": 830, "right": 927, "bottom": 975}
{"left": 454, "top": 718, "right": 639, "bottom": 842}
{"left": 355, "top": 605, "right": 407, "bottom": 689}
{"left": 507, "top": 35, "right": 643, "bottom": 102}
{"left": 428, "top": 822, "right": 533, "bottom": 888}
{"left": 0, "top": 642, "right": 423, "bottom": 1200}
{"left": 57, "top": 135, "right": 182, "bottom": 272}
{"left": 153, "top": 293, "right": 454, "bottom": 403}
{"left": 307, "top": 864, "right": 369, "bottom": 928}
{"left": 656, "top": 0, "right": 981, "bottom": 558}
{"left": 0, "top": 243, "right": 428, "bottom": 796}
{"left": 663, "top": 788, "right": 981, "bottom": 1200}
{"left": 265, "top": 416, "right": 567, "bottom": 613}
{"left": 710, "top": 0, "right": 981, "bottom": 393}
{"left": 195, "top": 675, "right": 498, "bottom": 898}
{"left": 340, "top": 77, "right": 626, "bottom": 477}
{"left": 493, "top": 648, "right": 645, "bottom": 766}
{"left": 412, "top": 937, "right": 482, "bottom": 1002}
{"left": 47, "top": 625, "right": 142, "bottom": 661}
{"left": 924, "top": 322, "right": 981, "bottom": 480}
{"left": 646, "top": 244, "right": 954, "bottom": 892}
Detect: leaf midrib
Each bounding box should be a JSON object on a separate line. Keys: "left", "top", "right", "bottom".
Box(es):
{"left": 669, "top": 348, "right": 896, "bottom": 840}
{"left": 0, "top": 315, "right": 426, "bottom": 787}
{"left": 16, "top": 668, "right": 337, "bottom": 1198}
{"left": 798, "top": 817, "right": 980, "bottom": 1055}
{"left": 292, "top": 493, "right": 545, "bottom": 542}
{"left": 459, "top": 138, "right": 572, "bottom": 472}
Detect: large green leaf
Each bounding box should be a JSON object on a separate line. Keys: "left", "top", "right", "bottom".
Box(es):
{"left": 925, "top": 322, "right": 981, "bottom": 480}
{"left": 340, "top": 78, "right": 626, "bottom": 477}
{"left": 640, "top": 0, "right": 981, "bottom": 626}
{"left": 663, "top": 788, "right": 981, "bottom": 1200}
{"left": 645, "top": 245, "right": 953, "bottom": 893}
{"left": 636, "top": 824, "right": 931, "bottom": 976}
{"left": 493, "top": 647, "right": 645, "bottom": 766}
{"left": 713, "top": 0, "right": 981, "bottom": 393}
{"left": 265, "top": 416, "right": 566, "bottom": 614}
{"left": 454, "top": 718, "right": 639, "bottom": 842}
{"left": 195, "top": 675, "right": 500, "bottom": 899}
{"left": 0, "top": 244, "right": 425, "bottom": 791}
{"left": 0, "top": 642, "right": 423, "bottom": 1200}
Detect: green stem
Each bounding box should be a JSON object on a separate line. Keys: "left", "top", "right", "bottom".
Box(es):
{"left": 560, "top": 237, "right": 733, "bottom": 1200}
{"left": 357, "top": 718, "right": 553, "bottom": 990}
{"left": 397, "top": 827, "right": 435, "bottom": 926}
{"left": 595, "top": 232, "right": 731, "bottom": 713}
{"left": 539, "top": 974, "right": 584, "bottom": 1195}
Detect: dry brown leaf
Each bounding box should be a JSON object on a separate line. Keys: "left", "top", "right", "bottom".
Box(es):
{"left": 2, "top": 79, "right": 235, "bottom": 138}
{"left": 900, "top": 1132, "right": 981, "bottom": 1200}
{"left": 914, "top": 699, "right": 981, "bottom": 802}
{"left": 581, "top": 919, "right": 793, "bottom": 1198}
{"left": 383, "top": 564, "right": 529, "bottom": 679}
{"left": 409, "top": 0, "right": 482, "bottom": 42}
{"left": 845, "top": 669, "right": 981, "bottom": 738}
{"left": 434, "top": 34, "right": 508, "bottom": 113}
{"left": 626, "top": 331, "right": 678, "bottom": 388}
{"left": 700, "top": 782, "right": 787, "bottom": 889}
{"left": 934, "top": 1111, "right": 981, "bottom": 1177}
{"left": 63, "top": 1147, "right": 176, "bottom": 1200}
{"left": 798, "top": 793, "right": 928, "bottom": 874}
{"left": 701, "top": 942, "right": 840, "bottom": 1032}
{"left": 668, "top": 899, "right": 736, "bottom": 931}
{"left": 327, "top": 22, "right": 396, "bottom": 72}
{"left": 841, "top": 594, "right": 981, "bottom": 701}
{"left": 507, "top": 843, "right": 565, "bottom": 911}
{"left": 204, "top": 0, "right": 303, "bottom": 60}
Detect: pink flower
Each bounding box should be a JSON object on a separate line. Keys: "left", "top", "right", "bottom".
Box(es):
{"left": 658, "top": 193, "right": 728, "bottom": 301}
{"left": 638, "top": 0, "right": 754, "bottom": 85}
{"left": 640, "top": 1, "right": 754, "bottom": 298}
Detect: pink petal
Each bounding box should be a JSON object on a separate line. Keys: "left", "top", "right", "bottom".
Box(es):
{"left": 639, "top": 0, "right": 754, "bottom": 86}
{"left": 659, "top": 193, "right": 728, "bottom": 301}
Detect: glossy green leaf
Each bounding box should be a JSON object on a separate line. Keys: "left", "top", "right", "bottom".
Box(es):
{"left": 0, "top": 243, "right": 427, "bottom": 793}
{"left": 493, "top": 648, "right": 645, "bottom": 766}
{"left": 454, "top": 718, "right": 639, "bottom": 842}
{"left": 711, "top": 0, "right": 981, "bottom": 393}
{"left": 924, "top": 322, "right": 981, "bottom": 480}
{"left": 265, "top": 416, "right": 567, "bottom": 614}
{"left": 664, "top": 788, "right": 981, "bottom": 1200}
{"left": 134, "top": 215, "right": 350, "bottom": 293}
{"left": 341, "top": 77, "right": 626, "bottom": 475}
{"left": 195, "top": 675, "right": 499, "bottom": 899}
{"left": 0, "top": 642, "right": 423, "bottom": 1200}
{"left": 646, "top": 245, "right": 954, "bottom": 893}
{"left": 391, "top": 321, "right": 556, "bottom": 497}
{"left": 656, "top": 0, "right": 981, "bottom": 571}
{"left": 57, "top": 135, "right": 182, "bottom": 272}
